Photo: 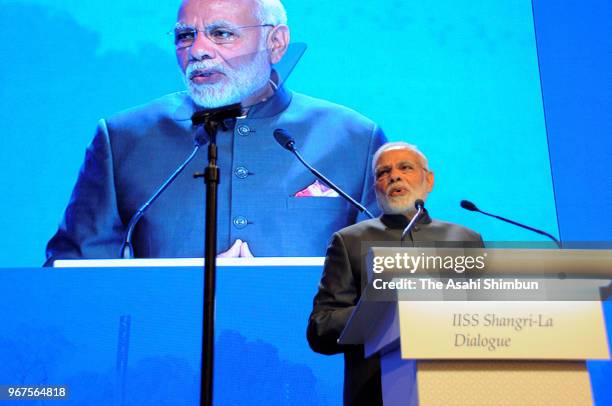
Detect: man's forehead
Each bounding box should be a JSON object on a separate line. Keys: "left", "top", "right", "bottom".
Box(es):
{"left": 178, "top": 0, "right": 258, "bottom": 25}
{"left": 376, "top": 148, "right": 421, "bottom": 166}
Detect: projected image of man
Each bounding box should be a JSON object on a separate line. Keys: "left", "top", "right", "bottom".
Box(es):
{"left": 45, "top": 0, "right": 387, "bottom": 263}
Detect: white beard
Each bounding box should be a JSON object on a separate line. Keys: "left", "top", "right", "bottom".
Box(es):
{"left": 184, "top": 48, "right": 271, "bottom": 108}
{"left": 376, "top": 181, "right": 429, "bottom": 215}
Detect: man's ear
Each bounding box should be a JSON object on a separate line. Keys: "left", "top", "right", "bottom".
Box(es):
{"left": 267, "top": 25, "right": 290, "bottom": 64}
{"left": 425, "top": 170, "right": 435, "bottom": 193}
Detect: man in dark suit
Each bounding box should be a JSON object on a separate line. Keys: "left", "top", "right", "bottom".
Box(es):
{"left": 307, "top": 142, "right": 482, "bottom": 406}
{"left": 45, "top": 0, "right": 385, "bottom": 264}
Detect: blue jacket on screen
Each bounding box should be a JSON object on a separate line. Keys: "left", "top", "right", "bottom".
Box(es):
{"left": 45, "top": 86, "right": 386, "bottom": 262}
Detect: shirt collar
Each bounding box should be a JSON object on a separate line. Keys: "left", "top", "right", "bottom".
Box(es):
{"left": 380, "top": 209, "right": 432, "bottom": 230}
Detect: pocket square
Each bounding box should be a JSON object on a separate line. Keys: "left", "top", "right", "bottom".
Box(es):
{"left": 294, "top": 180, "right": 340, "bottom": 197}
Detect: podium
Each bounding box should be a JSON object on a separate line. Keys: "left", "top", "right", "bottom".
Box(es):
{"left": 339, "top": 248, "right": 611, "bottom": 406}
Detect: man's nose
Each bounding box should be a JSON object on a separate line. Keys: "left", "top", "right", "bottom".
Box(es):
{"left": 189, "top": 31, "right": 216, "bottom": 61}
{"left": 388, "top": 168, "right": 402, "bottom": 181}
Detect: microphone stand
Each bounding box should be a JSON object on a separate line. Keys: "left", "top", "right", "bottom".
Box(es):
{"left": 460, "top": 200, "right": 562, "bottom": 248}
{"left": 194, "top": 120, "right": 219, "bottom": 406}
{"left": 192, "top": 103, "right": 242, "bottom": 406}
{"left": 273, "top": 129, "right": 374, "bottom": 219}
{"left": 401, "top": 200, "right": 425, "bottom": 243}
{"left": 120, "top": 145, "right": 202, "bottom": 259}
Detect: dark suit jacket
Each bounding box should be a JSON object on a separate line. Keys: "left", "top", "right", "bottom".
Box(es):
{"left": 45, "top": 87, "right": 386, "bottom": 263}
{"left": 307, "top": 212, "right": 483, "bottom": 406}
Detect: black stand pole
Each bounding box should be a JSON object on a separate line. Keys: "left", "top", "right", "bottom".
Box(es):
{"left": 195, "top": 119, "right": 221, "bottom": 406}
{"left": 191, "top": 103, "right": 242, "bottom": 406}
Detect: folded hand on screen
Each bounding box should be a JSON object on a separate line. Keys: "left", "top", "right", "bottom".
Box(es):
{"left": 218, "top": 239, "right": 254, "bottom": 258}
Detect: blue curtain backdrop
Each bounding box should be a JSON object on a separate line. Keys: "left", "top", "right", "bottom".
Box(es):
{"left": 0, "top": 0, "right": 610, "bottom": 404}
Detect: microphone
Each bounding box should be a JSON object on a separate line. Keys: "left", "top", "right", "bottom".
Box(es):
{"left": 460, "top": 199, "right": 561, "bottom": 248}
{"left": 459, "top": 200, "right": 478, "bottom": 212}
{"left": 401, "top": 199, "right": 425, "bottom": 242}
{"left": 273, "top": 129, "right": 374, "bottom": 219}
{"left": 120, "top": 135, "right": 206, "bottom": 259}
{"left": 273, "top": 128, "right": 296, "bottom": 151}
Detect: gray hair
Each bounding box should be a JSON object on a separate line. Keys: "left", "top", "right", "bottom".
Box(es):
{"left": 254, "top": 0, "right": 288, "bottom": 25}
{"left": 372, "top": 141, "right": 429, "bottom": 175}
